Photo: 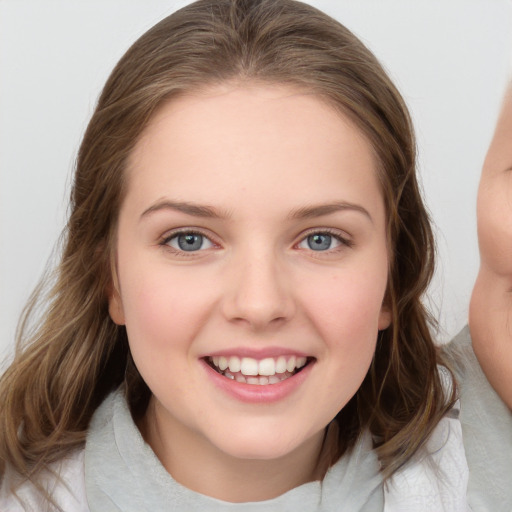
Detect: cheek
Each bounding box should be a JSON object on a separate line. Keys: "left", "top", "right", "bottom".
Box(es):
{"left": 310, "top": 265, "right": 387, "bottom": 320}
{"left": 117, "top": 261, "right": 217, "bottom": 355}
{"left": 477, "top": 182, "right": 512, "bottom": 276}
{"left": 306, "top": 275, "right": 383, "bottom": 406}
{"left": 305, "top": 265, "right": 387, "bottom": 333}
{"left": 119, "top": 268, "right": 216, "bottom": 397}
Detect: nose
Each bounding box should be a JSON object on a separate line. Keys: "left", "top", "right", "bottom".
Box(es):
{"left": 221, "top": 249, "right": 296, "bottom": 331}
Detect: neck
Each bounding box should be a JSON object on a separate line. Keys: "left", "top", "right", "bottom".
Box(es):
{"left": 139, "top": 398, "right": 327, "bottom": 503}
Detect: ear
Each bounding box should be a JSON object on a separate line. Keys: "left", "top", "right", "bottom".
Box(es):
{"left": 106, "top": 246, "right": 125, "bottom": 325}
{"left": 378, "top": 305, "right": 392, "bottom": 330}
{"left": 108, "top": 285, "right": 126, "bottom": 325}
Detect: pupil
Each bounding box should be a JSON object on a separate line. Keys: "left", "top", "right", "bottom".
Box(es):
{"left": 178, "top": 233, "right": 202, "bottom": 251}
{"left": 308, "top": 234, "right": 331, "bottom": 251}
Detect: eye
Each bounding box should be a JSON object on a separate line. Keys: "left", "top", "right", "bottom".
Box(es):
{"left": 165, "top": 232, "right": 214, "bottom": 252}
{"left": 297, "top": 232, "right": 347, "bottom": 251}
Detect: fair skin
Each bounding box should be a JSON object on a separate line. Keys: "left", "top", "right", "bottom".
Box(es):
{"left": 470, "top": 84, "right": 512, "bottom": 409}
{"left": 109, "top": 83, "right": 391, "bottom": 502}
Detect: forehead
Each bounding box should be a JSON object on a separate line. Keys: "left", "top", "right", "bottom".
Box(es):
{"left": 134, "top": 83, "right": 372, "bottom": 155}
{"left": 124, "top": 83, "right": 384, "bottom": 222}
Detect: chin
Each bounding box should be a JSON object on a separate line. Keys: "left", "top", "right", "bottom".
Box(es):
{"left": 210, "top": 424, "right": 320, "bottom": 461}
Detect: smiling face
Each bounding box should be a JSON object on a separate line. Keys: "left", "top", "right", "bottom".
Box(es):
{"left": 108, "top": 84, "right": 391, "bottom": 496}
{"left": 470, "top": 85, "right": 512, "bottom": 408}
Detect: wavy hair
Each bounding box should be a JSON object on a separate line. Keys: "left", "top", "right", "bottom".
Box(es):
{"left": 0, "top": 0, "right": 454, "bottom": 488}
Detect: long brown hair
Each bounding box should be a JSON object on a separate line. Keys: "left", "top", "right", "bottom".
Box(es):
{"left": 0, "top": 0, "right": 454, "bottom": 487}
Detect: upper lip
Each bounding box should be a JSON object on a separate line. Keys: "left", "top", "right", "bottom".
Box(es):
{"left": 200, "top": 347, "right": 311, "bottom": 359}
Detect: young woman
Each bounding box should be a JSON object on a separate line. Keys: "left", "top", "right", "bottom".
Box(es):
{"left": 0, "top": 1, "right": 467, "bottom": 510}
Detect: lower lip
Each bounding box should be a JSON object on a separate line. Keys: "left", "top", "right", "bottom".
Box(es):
{"left": 201, "top": 359, "right": 314, "bottom": 404}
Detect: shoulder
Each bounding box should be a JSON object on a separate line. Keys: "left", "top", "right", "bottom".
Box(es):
{"left": 442, "top": 325, "right": 475, "bottom": 381}
{"left": 384, "top": 407, "right": 470, "bottom": 512}
{"left": 442, "top": 326, "right": 512, "bottom": 434}
{"left": 0, "top": 449, "right": 88, "bottom": 512}
{"left": 445, "top": 326, "right": 512, "bottom": 512}
{"left": 444, "top": 326, "right": 512, "bottom": 437}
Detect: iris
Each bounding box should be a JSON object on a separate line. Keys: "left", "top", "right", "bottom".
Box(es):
{"left": 307, "top": 233, "right": 332, "bottom": 251}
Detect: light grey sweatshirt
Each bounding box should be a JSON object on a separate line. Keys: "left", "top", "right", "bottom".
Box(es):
{"left": 84, "top": 390, "right": 384, "bottom": 511}
{"left": 0, "top": 387, "right": 469, "bottom": 511}
{"left": 443, "top": 326, "right": 512, "bottom": 512}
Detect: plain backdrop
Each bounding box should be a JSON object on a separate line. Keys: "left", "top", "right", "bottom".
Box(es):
{"left": 1, "top": 0, "right": 511, "bottom": 365}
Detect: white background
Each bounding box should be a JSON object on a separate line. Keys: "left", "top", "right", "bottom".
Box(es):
{"left": 1, "top": 0, "right": 511, "bottom": 365}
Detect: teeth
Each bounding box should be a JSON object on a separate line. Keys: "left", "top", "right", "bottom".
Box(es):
{"left": 286, "top": 356, "right": 296, "bottom": 373}
{"left": 275, "top": 356, "right": 287, "bottom": 374}
{"left": 218, "top": 356, "right": 229, "bottom": 371}
{"left": 258, "top": 358, "right": 276, "bottom": 376}
{"left": 297, "top": 356, "right": 307, "bottom": 369}
{"left": 228, "top": 356, "right": 241, "bottom": 373}
{"left": 240, "top": 357, "right": 259, "bottom": 376}
{"left": 209, "top": 355, "right": 310, "bottom": 383}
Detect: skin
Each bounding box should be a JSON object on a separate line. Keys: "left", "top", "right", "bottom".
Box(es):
{"left": 470, "top": 84, "right": 512, "bottom": 409}
{"left": 109, "top": 83, "right": 391, "bottom": 502}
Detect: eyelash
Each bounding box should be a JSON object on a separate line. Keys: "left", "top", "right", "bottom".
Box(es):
{"left": 158, "top": 227, "right": 353, "bottom": 255}
{"left": 296, "top": 228, "right": 353, "bottom": 251}
{"left": 159, "top": 229, "right": 218, "bottom": 256}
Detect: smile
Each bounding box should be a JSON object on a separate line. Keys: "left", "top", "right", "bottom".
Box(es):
{"left": 206, "top": 355, "right": 312, "bottom": 385}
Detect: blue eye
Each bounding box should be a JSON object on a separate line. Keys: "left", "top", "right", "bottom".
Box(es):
{"left": 167, "top": 232, "right": 213, "bottom": 252}
{"left": 298, "top": 233, "right": 343, "bottom": 251}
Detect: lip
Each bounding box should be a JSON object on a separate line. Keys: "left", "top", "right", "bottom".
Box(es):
{"left": 200, "top": 357, "right": 315, "bottom": 404}
{"left": 200, "top": 347, "right": 310, "bottom": 359}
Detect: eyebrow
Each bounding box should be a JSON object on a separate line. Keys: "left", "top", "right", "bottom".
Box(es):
{"left": 140, "top": 199, "right": 372, "bottom": 223}
{"left": 288, "top": 202, "right": 373, "bottom": 223}
{"left": 140, "top": 200, "right": 231, "bottom": 220}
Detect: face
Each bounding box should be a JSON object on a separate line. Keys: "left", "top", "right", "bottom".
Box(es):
{"left": 470, "top": 86, "right": 512, "bottom": 408}
{"left": 109, "top": 84, "right": 391, "bottom": 469}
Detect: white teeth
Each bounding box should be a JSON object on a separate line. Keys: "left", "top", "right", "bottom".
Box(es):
{"left": 228, "top": 356, "right": 241, "bottom": 373}
{"left": 258, "top": 358, "right": 276, "bottom": 376}
{"left": 286, "top": 356, "right": 296, "bottom": 373}
{"left": 275, "top": 356, "right": 287, "bottom": 374}
{"left": 218, "top": 356, "right": 229, "bottom": 371}
{"left": 209, "top": 354, "right": 310, "bottom": 382}
{"left": 240, "top": 357, "right": 259, "bottom": 376}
